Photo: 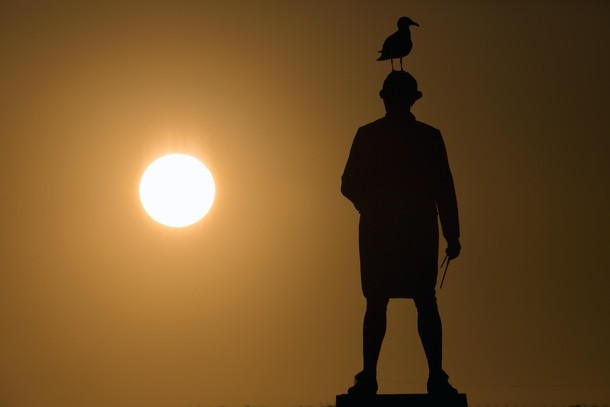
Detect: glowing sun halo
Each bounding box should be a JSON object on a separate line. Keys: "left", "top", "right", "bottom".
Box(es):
{"left": 139, "top": 154, "right": 216, "bottom": 227}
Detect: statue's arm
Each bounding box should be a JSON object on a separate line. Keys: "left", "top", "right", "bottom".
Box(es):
{"left": 341, "top": 129, "right": 370, "bottom": 213}
{"left": 434, "top": 130, "right": 460, "bottom": 243}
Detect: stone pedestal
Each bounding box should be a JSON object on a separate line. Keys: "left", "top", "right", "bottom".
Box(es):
{"left": 336, "top": 393, "right": 468, "bottom": 407}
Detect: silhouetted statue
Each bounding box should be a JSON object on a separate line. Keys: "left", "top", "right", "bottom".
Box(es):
{"left": 377, "top": 17, "right": 419, "bottom": 71}
{"left": 341, "top": 71, "right": 461, "bottom": 397}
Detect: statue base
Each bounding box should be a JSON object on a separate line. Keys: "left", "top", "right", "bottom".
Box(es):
{"left": 336, "top": 393, "right": 468, "bottom": 407}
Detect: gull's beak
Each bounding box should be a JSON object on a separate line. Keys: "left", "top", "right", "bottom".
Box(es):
{"left": 412, "top": 21, "right": 420, "bottom": 27}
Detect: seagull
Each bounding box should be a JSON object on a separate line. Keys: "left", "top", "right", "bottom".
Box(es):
{"left": 377, "top": 16, "right": 419, "bottom": 71}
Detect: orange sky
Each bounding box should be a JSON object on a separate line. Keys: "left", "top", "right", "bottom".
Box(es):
{"left": 1, "top": 1, "right": 609, "bottom": 406}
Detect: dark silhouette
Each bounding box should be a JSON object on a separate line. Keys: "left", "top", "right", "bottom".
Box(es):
{"left": 341, "top": 71, "right": 461, "bottom": 397}
{"left": 377, "top": 17, "right": 419, "bottom": 71}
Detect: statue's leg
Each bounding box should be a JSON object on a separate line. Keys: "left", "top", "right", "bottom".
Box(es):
{"left": 349, "top": 296, "right": 389, "bottom": 395}
{"left": 363, "top": 296, "right": 389, "bottom": 376}
{"left": 414, "top": 294, "right": 458, "bottom": 394}
{"left": 413, "top": 294, "right": 442, "bottom": 376}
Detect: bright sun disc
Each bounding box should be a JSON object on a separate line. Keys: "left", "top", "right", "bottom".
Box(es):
{"left": 139, "top": 154, "right": 215, "bottom": 227}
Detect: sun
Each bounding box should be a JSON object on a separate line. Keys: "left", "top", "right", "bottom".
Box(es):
{"left": 139, "top": 154, "right": 216, "bottom": 227}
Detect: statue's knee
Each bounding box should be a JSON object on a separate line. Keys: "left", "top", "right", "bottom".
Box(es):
{"left": 413, "top": 294, "right": 438, "bottom": 315}
{"left": 366, "top": 297, "right": 389, "bottom": 314}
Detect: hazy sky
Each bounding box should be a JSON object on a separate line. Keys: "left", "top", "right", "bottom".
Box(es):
{"left": 1, "top": 1, "right": 609, "bottom": 406}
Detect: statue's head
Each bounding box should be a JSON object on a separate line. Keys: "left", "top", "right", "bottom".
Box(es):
{"left": 379, "top": 70, "right": 423, "bottom": 109}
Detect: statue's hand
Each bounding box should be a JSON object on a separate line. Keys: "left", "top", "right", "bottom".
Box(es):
{"left": 446, "top": 238, "right": 461, "bottom": 260}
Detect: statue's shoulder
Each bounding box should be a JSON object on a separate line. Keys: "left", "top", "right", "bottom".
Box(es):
{"left": 412, "top": 119, "right": 441, "bottom": 135}
{"left": 358, "top": 117, "right": 387, "bottom": 133}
